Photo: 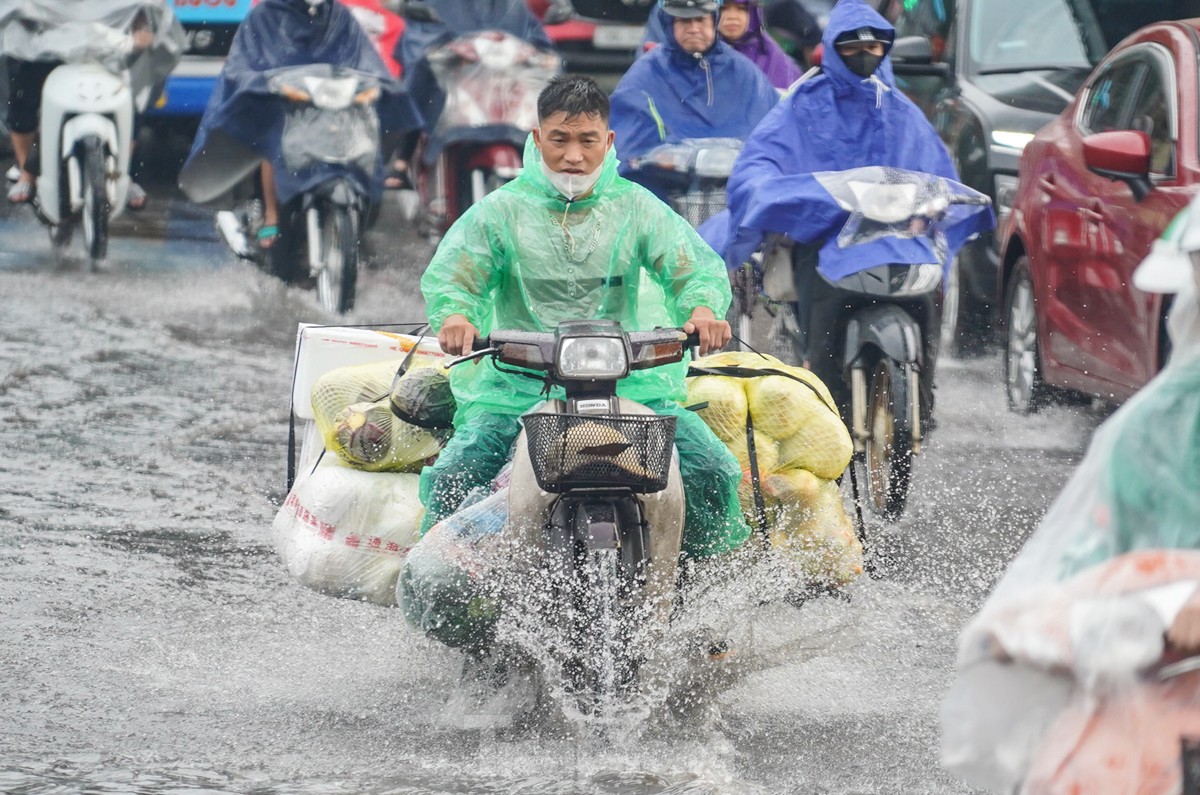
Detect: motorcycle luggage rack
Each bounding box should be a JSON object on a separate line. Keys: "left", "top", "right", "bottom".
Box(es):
{"left": 521, "top": 413, "right": 676, "bottom": 494}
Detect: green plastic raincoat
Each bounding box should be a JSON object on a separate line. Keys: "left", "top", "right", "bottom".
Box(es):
{"left": 418, "top": 135, "right": 749, "bottom": 558}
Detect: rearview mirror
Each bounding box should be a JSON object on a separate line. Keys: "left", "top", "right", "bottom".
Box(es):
{"left": 542, "top": 1, "right": 575, "bottom": 25}
{"left": 890, "top": 36, "right": 949, "bottom": 78}
{"left": 1083, "top": 130, "right": 1153, "bottom": 201}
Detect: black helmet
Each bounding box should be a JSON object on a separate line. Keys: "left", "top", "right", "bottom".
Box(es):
{"left": 659, "top": 0, "right": 721, "bottom": 19}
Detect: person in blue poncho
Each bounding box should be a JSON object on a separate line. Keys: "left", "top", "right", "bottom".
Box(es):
{"left": 723, "top": 0, "right": 965, "bottom": 414}
{"left": 609, "top": 0, "right": 779, "bottom": 202}
{"left": 178, "top": 0, "right": 420, "bottom": 248}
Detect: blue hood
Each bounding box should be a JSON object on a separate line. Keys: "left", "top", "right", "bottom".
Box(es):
{"left": 609, "top": 7, "right": 778, "bottom": 199}
{"left": 717, "top": 0, "right": 978, "bottom": 278}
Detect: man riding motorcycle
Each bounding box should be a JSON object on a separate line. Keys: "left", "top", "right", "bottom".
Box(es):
{"left": 609, "top": 0, "right": 779, "bottom": 202}
{"left": 723, "top": 0, "right": 961, "bottom": 415}
{"left": 414, "top": 75, "right": 750, "bottom": 588}
{"left": 178, "top": 0, "right": 420, "bottom": 249}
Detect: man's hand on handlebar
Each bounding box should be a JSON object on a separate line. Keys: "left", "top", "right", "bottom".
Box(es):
{"left": 684, "top": 306, "right": 731, "bottom": 355}
{"left": 438, "top": 314, "right": 478, "bottom": 356}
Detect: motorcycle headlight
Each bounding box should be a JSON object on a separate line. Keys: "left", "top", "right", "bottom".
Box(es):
{"left": 305, "top": 76, "right": 359, "bottom": 110}
{"left": 895, "top": 263, "right": 944, "bottom": 296}
{"left": 694, "top": 147, "right": 739, "bottom": 179}
{"left": 556, "top": 336, "right": 629, "bottom": 379}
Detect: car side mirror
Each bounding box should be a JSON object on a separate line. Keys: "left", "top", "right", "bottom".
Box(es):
{"left": 1083, "top": 130, "right": 1153, "bottom": 201}
{"left": 890, "top": 35, "right": 949, "bottom": 78}
{"left": 542, "top": 1, "right": 574, "bottom": 25}
{"left": 400, "top": 0, "right": 440, "bottom": 23}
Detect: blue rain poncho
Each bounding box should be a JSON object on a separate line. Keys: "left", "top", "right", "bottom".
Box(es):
{"left": 418, "top": 134, "right": 749, "bottom": 558}
{"left": 610, "top": 8, "right": 779, "bottom": 199}
{"left": 178, "top": 0, "right": 419, "bottom": 206}
{"left": 721, "top": 0, "right": 971, "bottom": 277}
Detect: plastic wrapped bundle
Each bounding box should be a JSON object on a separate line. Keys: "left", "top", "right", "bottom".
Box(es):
{"left": 272, "top": 456, "right": 425, "bottom": 606}
{"left": 312, "top": 359, "right": 453, "bottom": 471}
{"left": 688, "top": 351, "right": 858, "bottom": 587}
{"left": 397, "top": 488, "right": 512, "bottom": 650}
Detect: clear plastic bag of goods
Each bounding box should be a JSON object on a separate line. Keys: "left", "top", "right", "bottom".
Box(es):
{"left": 312, "top": 359, "right": 452, "bottom": 471}
{"left": 397, "top": 488, "right": 513, "bottom": 650}
{"left": 273, "top": 455, "right": 425, "bottom": 607}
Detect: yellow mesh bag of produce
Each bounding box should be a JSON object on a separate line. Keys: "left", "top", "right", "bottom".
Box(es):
{"left": 684, "top": 375, "right": 747, "bottom": 442}
{"left": 769, "top": 478, "right": 863, "bottom": 586}
{"left": 312, "top": 360, "right": 452, "bottom": 471}
{"left": 687, "top": 352, "right": 852, "bottom": 480}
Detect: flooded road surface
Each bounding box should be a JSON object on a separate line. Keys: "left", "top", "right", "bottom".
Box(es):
{"left": 0, "top": 182, "right": 1104, "bottom": 794}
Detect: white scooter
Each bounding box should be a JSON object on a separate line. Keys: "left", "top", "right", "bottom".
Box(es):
{"left": 3, "top": 3, "right": 183, "bottom": 265}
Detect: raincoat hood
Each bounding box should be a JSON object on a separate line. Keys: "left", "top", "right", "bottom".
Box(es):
{"left": 819, "top": 0, "right": 896, "bottom": 96}
{"left": 723, "top": 0, "right": 803, "bottom": 89}
{"left": 178, "top": 0, "right": 419, "bottom": 206}
{"left": 610, "top": 8, "right": 778, "bottom": 198}
{"left": 517, "top": 133, "right": 620, "bottom": 207}
{"left": 717, "top": 0, "right": 967, "bottom": 279}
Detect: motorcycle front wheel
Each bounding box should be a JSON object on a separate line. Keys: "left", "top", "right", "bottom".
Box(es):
{"left": 565, "top": 548, "right": 637, "bottom": 710}
{"left": 79, "top": 137, "right": 109, "bottom": 264}
{"left": 314, "top": 206, "right": 359, "bottom": 315}
{"left": 862, "top": 357, "right": 914, "bottom": 521}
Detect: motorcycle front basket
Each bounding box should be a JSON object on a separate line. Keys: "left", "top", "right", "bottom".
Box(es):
{"left": 521, "top": 412, "right": 677, "bottom": 494}
{"left": 670, "top": 190, "right": 727, "bottom": 227}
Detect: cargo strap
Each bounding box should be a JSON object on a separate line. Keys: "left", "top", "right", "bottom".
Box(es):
{"left": 686, "top": 363, "right": 869, "bottom": 551}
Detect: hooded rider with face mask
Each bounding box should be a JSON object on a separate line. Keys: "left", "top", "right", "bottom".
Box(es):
{"left": 609, "top": 0, "right": 779, "bottom": 203}
{"left": 723, "top": 0, "right": 958, "bottom": 411}
{"left": 416, "top": 74, "right": 750, "bottom": 570}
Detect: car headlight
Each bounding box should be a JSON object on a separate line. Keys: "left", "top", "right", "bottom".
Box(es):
{"left": 556, "top": 336, "right": 629, "bottom": 379}
{"left": 990, "top": 130, "right": 1035, "bottom": 152}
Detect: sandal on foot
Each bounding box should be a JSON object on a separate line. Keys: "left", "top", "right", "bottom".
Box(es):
{"left": 384, "top": 163, "right": 413, "bottom": 190}
{"left": 257, "top": 224, "right": 280, "bottom": 249}
{"left": 126, "top": 181, "right": 147, "bottom": 211}
{"left": 7, "top": 176, "right": 34, "bottom": 204}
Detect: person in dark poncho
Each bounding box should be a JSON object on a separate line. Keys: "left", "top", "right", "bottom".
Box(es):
{"left": 178, "top": 0, "right": 419, "bottom": 247}
{"left": 609, "top": 0, "right": 778, "bottom": 202}
{"left": 717, "top": 0, "right": 802, "bottom": 89}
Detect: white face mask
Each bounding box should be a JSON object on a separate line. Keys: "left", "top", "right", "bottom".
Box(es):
{"left": 540, "top": 157, "right": 605, "bottom": 201}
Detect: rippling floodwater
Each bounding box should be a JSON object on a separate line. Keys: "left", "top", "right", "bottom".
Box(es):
{"left": 0, "top": 186, "right": 1104, "bottom": 794}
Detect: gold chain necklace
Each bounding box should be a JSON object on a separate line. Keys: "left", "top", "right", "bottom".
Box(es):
{"left": 552, "top": 207, "right": 604, "bottom": 263}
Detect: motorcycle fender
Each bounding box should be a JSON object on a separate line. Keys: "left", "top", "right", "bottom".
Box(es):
{"left": 842, "top": 304, "right": 924, "bottom": 369}
{"left": 507, "top": 398, "right": 684, "bottom": 629}
{"left": 465, "top": 143, "right": 522, "bottom": 173}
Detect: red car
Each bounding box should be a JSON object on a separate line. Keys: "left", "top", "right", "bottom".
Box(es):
{"left": 527, "top": 0, "right": 652, "bottom": 74}
{"left": 998, "top": 18, "right": 1199, "bottom": 413}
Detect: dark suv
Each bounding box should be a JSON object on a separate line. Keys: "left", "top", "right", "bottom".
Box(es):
{"left": 888, "top": 0, "right": 1200, "bottom": 354}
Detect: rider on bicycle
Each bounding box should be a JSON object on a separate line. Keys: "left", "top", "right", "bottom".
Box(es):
{"left": 417, "top": 74, "right": 750, "bottom": 566}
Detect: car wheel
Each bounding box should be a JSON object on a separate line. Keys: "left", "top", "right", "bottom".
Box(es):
{"left": 1003, "top": 257, "right": 1051, "bottom": 414}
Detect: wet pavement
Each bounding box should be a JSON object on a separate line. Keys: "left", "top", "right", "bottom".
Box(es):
{"left": 0, "top": 172, "right": 1108, "bottom": 794}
